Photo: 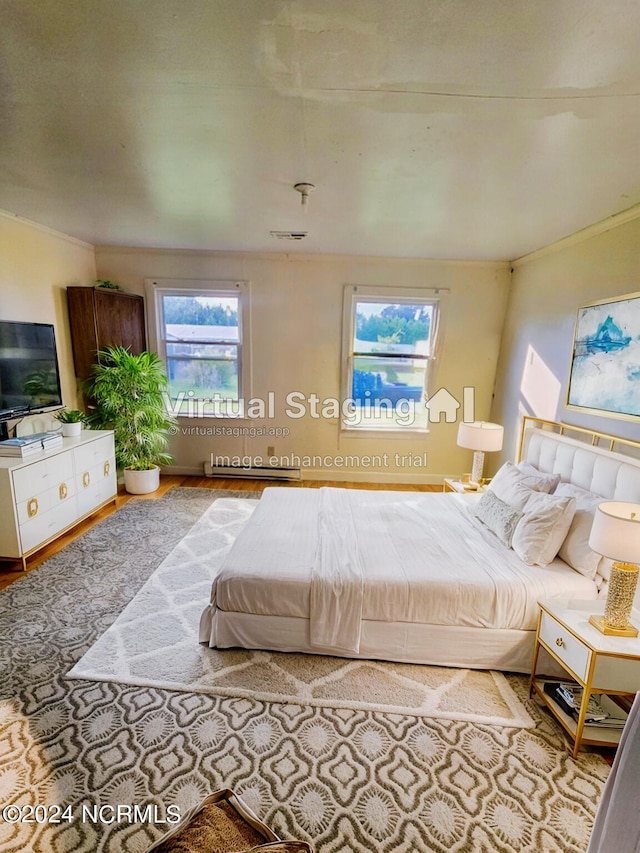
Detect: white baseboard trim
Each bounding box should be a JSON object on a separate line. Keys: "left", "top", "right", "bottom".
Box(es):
{"left": 163, "top": 464, "right": 445, "bottom": 486}
{"left": 204, "top": 462, "right": 301, "bottom": 480}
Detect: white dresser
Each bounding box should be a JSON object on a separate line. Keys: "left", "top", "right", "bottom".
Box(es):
{"left": 0, "top": 430, "right": 117, "bottom": 568}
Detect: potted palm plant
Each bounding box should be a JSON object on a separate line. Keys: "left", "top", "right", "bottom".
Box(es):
{"left": 85, "top": 346, "right": 176, "bottom": 494}
{"left": 54, "top": 408, "right": 87, "bottom": 437}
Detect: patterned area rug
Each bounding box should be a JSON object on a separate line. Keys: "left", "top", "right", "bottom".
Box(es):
{"left": 68, "top": 496, "right": 533, "bottom": 728}
{"left": 0, "top": 488, "right": 610, "bottom": 853}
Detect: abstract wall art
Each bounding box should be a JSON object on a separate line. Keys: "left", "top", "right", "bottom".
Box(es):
{"left": 566, "top": 292, "right": 640, "bottom": 421}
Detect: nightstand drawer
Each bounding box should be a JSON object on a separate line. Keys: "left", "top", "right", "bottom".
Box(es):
{"left": 539, "top": 610, "right": 591, "bottom": 682}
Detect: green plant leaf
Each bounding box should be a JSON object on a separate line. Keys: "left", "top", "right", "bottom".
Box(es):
{"left": 84, "top": 347, "right": 176, "bottom": 470}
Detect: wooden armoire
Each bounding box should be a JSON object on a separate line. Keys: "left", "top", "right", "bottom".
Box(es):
{"left": 66, "top": 286, "right": 146, "bottom": 380}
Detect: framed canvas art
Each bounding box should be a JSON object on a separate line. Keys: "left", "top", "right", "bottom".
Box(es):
{"left": 566, "top": 291, "right": 640, "bottom": 421}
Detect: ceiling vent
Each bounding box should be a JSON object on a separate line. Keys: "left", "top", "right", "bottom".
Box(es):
{"left": 269, "top": 231, "right": 308, "bottom": 241}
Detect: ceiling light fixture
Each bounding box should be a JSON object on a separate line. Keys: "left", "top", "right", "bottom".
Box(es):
{"left": 294, "top": 182, "right": 315, "bottom": 212}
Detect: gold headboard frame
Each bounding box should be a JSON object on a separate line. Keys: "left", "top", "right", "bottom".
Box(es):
{"left": 517, "top": 416, "right": 640, "bottom": 464}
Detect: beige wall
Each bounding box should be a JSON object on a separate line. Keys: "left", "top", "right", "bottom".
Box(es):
{"left": 6, "top": 207, "right": 637, "bottom": 482}
{"left": 492, "top": 211, "right": 640, "bottom": 464}
{"left": 0, "top": 212, "right": 96, "bottom": 430}
{"left": 97, "top": 247, "right": 510, "bottom": 482}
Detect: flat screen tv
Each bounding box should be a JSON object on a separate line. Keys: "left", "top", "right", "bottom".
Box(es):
{"left": 0, "top": 320, "right": 63, "bottom": 439}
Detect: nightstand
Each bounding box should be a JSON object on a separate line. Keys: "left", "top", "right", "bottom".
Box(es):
{"left": 443, "top": 478, "right": 484, "bottom": 494}
{"left": 530, "top": 599, "right": 640, "bottom": 756}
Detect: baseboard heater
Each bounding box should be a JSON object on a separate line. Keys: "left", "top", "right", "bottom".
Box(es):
{"left": 203, "top": 463, "right": 301, "bottom": 480}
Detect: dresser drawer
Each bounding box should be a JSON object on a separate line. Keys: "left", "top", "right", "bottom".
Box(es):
{"left": 539, "top": 610, "right": 592, "bottom": 682}
{"left": 74, "top": 435, "right": 114, "bottom": 471}
{"left": 19, "top": 493, "right": 78, "bottom": 550}
{"left": 77, "top": 455, "right": 116, "bottom": 515}
{"left": 12, "top": 459, "right": 49, "bottom": 504}
{"left": 12, "top": 453, "right": 74, "bottom": 504}
{"left": 16, "top": 490, "right": 52, "bottom": 526}
{"left": 19, "top": 511, "right": 56, "bottom": 553}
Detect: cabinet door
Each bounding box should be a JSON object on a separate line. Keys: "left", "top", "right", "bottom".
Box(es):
{"left": 94, "top": 290, "right": 146, "bottom": 356}
{"left": 67, "top": 287, "right": 100, "bottom": 380}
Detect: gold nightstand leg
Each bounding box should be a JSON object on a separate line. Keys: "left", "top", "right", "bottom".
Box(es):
{"left": 572, "top": 692, "right": 590, "bottom": 758}
{"left": 529, "top": 612, "right": 543, "bottom": 697}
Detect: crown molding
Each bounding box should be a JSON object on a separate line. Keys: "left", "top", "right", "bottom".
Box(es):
{"left": 0, "top": 209, "right": 95, "bottom": 250}
{"left": 512, "top": 202, "right": 640, "bottom": 267}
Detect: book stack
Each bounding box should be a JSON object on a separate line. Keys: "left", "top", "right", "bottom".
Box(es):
{"left": 0, "top": 431, "right": 64, "bottom": 458}
{"left": 544, "top": 681, "right": 627, "bottom": 728}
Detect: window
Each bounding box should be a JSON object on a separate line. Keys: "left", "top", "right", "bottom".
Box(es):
{"left": 341, "top": 285, "right": 441, "bottom": 431}
{"left": 146, "top": 279, "right": 249, "bottom": 417}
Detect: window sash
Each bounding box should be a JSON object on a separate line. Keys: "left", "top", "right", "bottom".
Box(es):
{"left": 342, "top": 286, "right": 441, "bottom": 433}
{"left": 146, "top": 279, "right": 249, "bottom": 417}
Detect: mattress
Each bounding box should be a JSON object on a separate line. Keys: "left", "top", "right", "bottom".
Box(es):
{"left": 210, "top": 487, "right": 598, "bottom": 653}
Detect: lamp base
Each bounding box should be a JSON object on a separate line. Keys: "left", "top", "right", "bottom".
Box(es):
{"left": 588, "top": 614, "right": 639, "bottom": 637}
{"left": 471, "top": 451, "right": 485, "bottom": 485}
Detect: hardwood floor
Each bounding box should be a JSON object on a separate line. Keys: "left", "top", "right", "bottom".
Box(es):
{"left": 0, "top": 474, "right": 441, "bottom": 591}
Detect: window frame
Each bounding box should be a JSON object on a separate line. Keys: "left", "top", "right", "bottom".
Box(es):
{"left": 145, "top": 278, "right": 250, "bottom": 418}
{"left": 340, "top": 284, "right": 443, "bottom": 435}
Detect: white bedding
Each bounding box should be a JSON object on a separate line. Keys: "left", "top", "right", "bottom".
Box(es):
{"left": 206, "top": 486, "right": 598, "bottom": 655}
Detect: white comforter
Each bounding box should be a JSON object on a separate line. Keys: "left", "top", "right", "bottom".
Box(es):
{"left": 209, "top": 487, "right": 597, "bottom": 654}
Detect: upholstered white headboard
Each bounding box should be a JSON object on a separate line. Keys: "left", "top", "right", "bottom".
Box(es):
{"left": 520, "top": 422, "right": 640, "bottom": 502}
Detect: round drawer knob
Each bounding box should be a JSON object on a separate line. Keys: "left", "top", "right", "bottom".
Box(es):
{"left": 59, "top": 483, "right": 68, "bottom": 500}
{"left": 556, "top": 637, "right": 565, "bottom": 648}
{"left": 27, "top": 498, "right": 39, "bottom": 518}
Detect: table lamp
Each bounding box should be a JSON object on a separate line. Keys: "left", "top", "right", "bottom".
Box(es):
{"left": 456, "top": 421, "right": 504, "bottom": 484}
{"left": 588, "top": 501, "right": 640, "bottom": 637}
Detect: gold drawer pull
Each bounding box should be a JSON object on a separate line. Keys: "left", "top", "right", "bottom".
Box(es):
{"left": 556, "top": 637, "right": 565, "bottom": 649}
{"left": 59, "top": 483, "right": 68, "bottom": 500}
{"left": 82, "top": 471, "right": 91, "bottom": 488}
{"left": 104, "top": 461, "right": 110, "bottom": 477}
{"left": 27, "top": 498, "right": 39, "bottom": 518}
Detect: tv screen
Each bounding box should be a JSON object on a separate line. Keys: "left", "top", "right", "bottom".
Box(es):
{"left": 0, "top": 320, "right": 63, "bottom": 420}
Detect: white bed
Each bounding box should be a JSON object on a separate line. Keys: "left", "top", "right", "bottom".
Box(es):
{"left": 200, "top": 419, "right": 640, "bottom": 672}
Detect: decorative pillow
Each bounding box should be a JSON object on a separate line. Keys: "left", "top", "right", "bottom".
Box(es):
{"left": 473, "top": 490, "right": 524, "bottom": 548}
{"left": 516, "top": 460, "right": 561, "bottom": 494}
{"left": 511, "top": 488, "right": 577, "bottom": 566}
{"left": 488, "top": 466, "right": 535, "bottom": 511}
{"left": 489, "top": 461, "right": 560, "bottom": 507}
{"left": 554, "top": 482, "right": 604, "bottom": 580}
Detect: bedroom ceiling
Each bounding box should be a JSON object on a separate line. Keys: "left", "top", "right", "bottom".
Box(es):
{"left": 2, "top": 0, "right": 640, "bottom": 261}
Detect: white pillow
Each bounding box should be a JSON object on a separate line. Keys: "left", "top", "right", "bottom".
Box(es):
{"left": 473, "top": 490, "right": 523, "bottom": 548}
{"left": 489, "top": 461, "right": 560, "bottom": 507}
{"left": 508, "top": 483, "right": 577, "bottom": 566}
{"left": 598, "top": 558, "right": 613, "bottom": 583}
{"left": 516, "top": 460, "right": 561, "bottom": 494}
{"left": 554, "top": 482, "right": 603, "bottom": 580}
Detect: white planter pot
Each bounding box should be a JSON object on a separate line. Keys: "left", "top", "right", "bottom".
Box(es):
{"left": 123, "top": 466, "right": 160, "bottom": 495}
{"left": 61, "top": 422, "right": 82, "bottom": 437}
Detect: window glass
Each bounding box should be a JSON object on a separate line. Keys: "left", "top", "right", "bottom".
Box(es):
{"left": 343, "top": 293, "right": 438, "bottom": 431}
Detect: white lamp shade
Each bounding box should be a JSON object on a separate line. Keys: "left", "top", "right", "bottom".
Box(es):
{"left": 589, "top": 502, "right": 640, "bottom": 564}
{"left": 456, "top": 421, "right": 504, "bottom": 453}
